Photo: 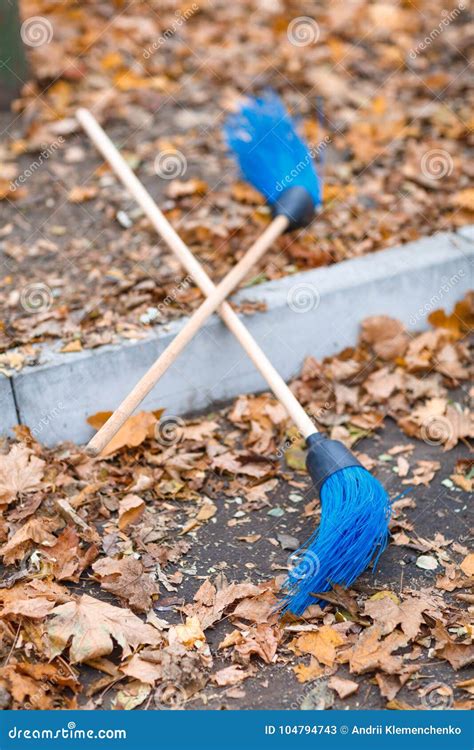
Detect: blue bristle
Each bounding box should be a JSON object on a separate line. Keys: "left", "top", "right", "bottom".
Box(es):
{"left": 282, "top": 466, "right": 391, "bottom": 616}
{"left": 224, "top": 92, "right": 321, "bottom": 206}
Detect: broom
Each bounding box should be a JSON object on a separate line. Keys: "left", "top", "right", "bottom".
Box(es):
{"left": 77, "top": 95, "right": 391, "bottom": 615}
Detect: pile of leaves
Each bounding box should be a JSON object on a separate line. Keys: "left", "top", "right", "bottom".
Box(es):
{"left": 0, "top": 0, "right": 472, "bottom": 356}
{"left": 0, "top": 300, "right": 471, "bottom": 710}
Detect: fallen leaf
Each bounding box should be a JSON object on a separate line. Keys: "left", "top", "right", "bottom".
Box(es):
{"left": 451, "top": 188, "right": 474, "bottom": 211}
{"left": 361, "top": 316, "right": 408, "bottom": 360}
{"left": 212, "top": 665, "right": 250, "bottom": 686}
{"left": 45, "top": 526, "right": 98, "bottom": 582}
{"left": 87, "top": 411, "right": 159, "bottom": 456}
{"left": 112, "top": 680, "right": 150, "bottom": 710}
{"left": 120, "top": 654, "right": 162, "bottom": 685}
{"left": 118, "top": 494, "right": 145, "bottom": 531}
{"left": 365, "top": 593, "right": 438, "bottom": 640}
{"left": 375, "top": 667, "right": 417, "bottom": 700}
{"left": 92, "top": 556, "right": 159, "bottom": 612}
{"left": 231, "top": 590, "right": 278, "bottom": 624}
{"left": 293, "top": 658, "right": 327, "bottom": 683}
{"left": 460, "top": 554, "right": 474, "bottom": 577}
{"left": 328, "top": 675, "right": 359, "bottom": 698}
{"left": 0, "top": 445, "right": 45, "bottom": 504}
{"left": 1, "top": 597, "right": 56, "bottom": 619}
{"left": 290, "top": 626, "right": 344, "bottom": 667}
{"left": 68, "top": 185, "right": 98, "bottom": 203}
{"left": 232, "top": 624, "right": 280, "bottom": 664}
{"left": 0, "top": 517, "right": 58, "bottom": 564}
{"left": 170, "top": 616, "right": 206, "bottom": 649}
{"left": 349, "top": 626, "right": 408, "bottom": 675}
{"left": 47, "top": 594, "right": 161, "bottom": 663}
{"left": 60, "top": 340, "right": 83, "bottom": 353}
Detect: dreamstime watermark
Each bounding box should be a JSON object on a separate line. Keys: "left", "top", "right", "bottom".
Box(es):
{"left": 154, "top": 149, "right": 187, "bottom": 179}
{"left": 140, "top": 275, "right": 193, "bottom": 324}
{"left": 287, "top": 16, "right": 320, "bottom": 46}
{"left": 154, "top": 681, "right": 187, "bottom": 709}
{"left": 408, "top": 269, "right": 465, "bottom": 326}
{"left": 287, "top": 282, "right": 320, "bottom": 313}
{"left": 159, "top": 275, "right": 193, "bottom": 313}
{"left": 10, "top": 137, "right": 65, "bottom": 192}
{"left": 20, "top": 282, "right": 53, "bottom": 314}
{"left": 409, "top": 2, "right": 465, "bottom": 58}
{"left": 420, "top": 682, "right": 454, "bottom": 709}
{"left": 420, "top": 148, "right": 453, "bottom": 181}
{"left": 275, "top": 135, "right": 331, "bottom": 195}
{"left": 8, "top": 723, "right": 126, "bottom": 740}
{"left": 143, "top": 4, "right": 199, "bottom": 58}
{"left": 155, "top": 415, "right": 184, "bottom": 447}
{"left": 287, "top": 549, "right": 321, "bottom": 582}
{"left": 20, "top": 16, "right": 53, "bottom": 47}
{"left": 31, "top": 402, "right": 65, "bottom": 439}
{"left": 420, "top": 415, "right": 453, "bottom": 447}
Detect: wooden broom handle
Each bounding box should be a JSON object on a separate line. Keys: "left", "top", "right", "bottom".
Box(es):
{"left": 76, "top": 109, "right": 317, "bottom": 454}
{"left": 86, "top": 215, "right": 287, "bottom": 454}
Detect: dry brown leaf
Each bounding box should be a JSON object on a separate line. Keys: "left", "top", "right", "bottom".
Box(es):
{"left": 313, "top": 584, "right": 360, "bottom": 618}
{"left": 460, "top": 554, "right": 474, "bottom": 577}
{"left": 92, "top": 556, "right": 159, "bottom": 612}
{"left": 364, "top": 368, "right": 403, "bottom": 401}
{"left": 87, "top": 411, "right": 160, "bottom": 456}
{"left": 0, "top": 517, "right": 59, "bottom": 564}
{"left": 361, "top": 316, "right": 408, "bottom": 360}
{"left": 430, "top": 621, "right": 474, "bottom": 670}
{"left": 1, "top": 596, "right": 56, "bottom": 619}
{"left": 290, "top": 626, "right": 344, "bottom": 667}
{"left": 45, "top": 526, "right": 98, "bottom": 582}
{"left": 118, "top": 494, "right": 145, "bottom": 531}
{"left": 328, "top": 675, "right": 359, "bottom": 699}
{"left": 60, "top": 340, "right": 83, "bottom": 353}
{"left": 0, "top": 444, "right": 45, "bottom": 504}
{"left": 68, "top": 185, "right": 98, "bottom": 202}
{"left": 185, "top": 579, "right": 269, "bottom": 630}
{"left": 437, "top": 642, "right": 474, "bottom": 671}
{"left": 364, "top": 593, "right": 436, "bottom": 640}
{"left": 375, "top": 667, "right": 417, "bottom": 700}
{"left": 396, "top": 456, "right": 410, "bottom": 477}
{"left": 293, "top": 658, "right": 327, "bottom": 683}
{"left": 120, "top": 654, "right": 162, "bottom": 685}
{"left": 212, "top": 665, "right": 251, "bottom": 686}
{"left": 349, "top": 625, "right": 408, "bottom": 675}
{"left": 211, "top": 452, "right": 272, "bottom": 479}
{"left": 231, "top": 590, "right": 278, "bottom": 624}
{"left": 401, "top": 460, "right": 440, "bottom": 486}
{"left": 233, "top": 623, "right": 280, "bottom": 664}
{"left": 169, "top": 616, "right": 206, "bottom": 649}
{"left": 451, "top": 188, "right": 474, "bottom": 211}
{"left": 0, "top": 665, "right": 58, "bottom": 709}
{"left": 181, "top": 499, "right": 217, "bottom": 534}
{"left": 47, "top": 594, "right": 161, "bottom": 663}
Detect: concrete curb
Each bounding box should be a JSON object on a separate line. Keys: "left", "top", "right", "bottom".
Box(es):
{"left": 2, "top": 227, "right": 473, "bottom": 446}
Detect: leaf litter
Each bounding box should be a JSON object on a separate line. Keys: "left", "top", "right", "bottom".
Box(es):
{"left": 0, "top": 0, "right": 472, "bottom": 362}
{"left": 0, "top": 300, "right": 471, "bottom": 709}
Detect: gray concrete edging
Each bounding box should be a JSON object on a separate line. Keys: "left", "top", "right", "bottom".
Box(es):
{"left": 2, "top": 227, "right": 473, "bottom": 446}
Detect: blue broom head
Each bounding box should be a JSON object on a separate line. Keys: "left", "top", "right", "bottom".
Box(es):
{"left": 282, "top": 465, "right": 391, "bottom": 616}
{"left": 224, "top": 91, "right": 321, "bottom": 208}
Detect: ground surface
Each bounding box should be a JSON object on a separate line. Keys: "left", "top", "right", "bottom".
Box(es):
{"left": 0, "top": 0, "right": 472, "bottom": 362}
{"left": 0, "top": 303, "right": 472, "bottom": 711}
